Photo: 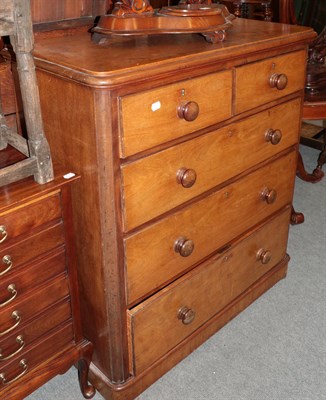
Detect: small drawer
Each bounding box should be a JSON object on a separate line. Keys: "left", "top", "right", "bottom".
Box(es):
{"left": 128, "top": 208, "right": 291, "bottom": 373}
{"left": 0, "top": 223, "right": 65, "bottom": 278}
{"left": 122, "top": 98, "right": 301, "bottom": 231}
{"left": 0, "top": 193, "right": 62, "bottom": 247}
{"left": 0, "top": 275, "right": 70, "bottom": 339}
{"left": 0, "top": 301, "right": 71, "bottom": 363}
{"left": 119, "top": 70, "right": 232, "bottom": 157}
{"left": 235, "top": 50, "right": 306, "bottom": 114}
{"left": 125, "top": 150, "right": 296, "bottom": 305}
{"left": 0, "top": 322, "right": 73, "bottom": 390}
{"left": 0, "top": 249, "right": 66, "bottom": 307}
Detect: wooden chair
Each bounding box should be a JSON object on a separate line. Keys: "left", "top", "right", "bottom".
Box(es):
{"left": 0, "top": 0, "right": 53, "bottom": 186}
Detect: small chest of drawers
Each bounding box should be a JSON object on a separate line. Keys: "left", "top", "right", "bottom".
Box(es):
{"left": 32, "top": 17, "right": 315, "bottom": 400}
{"left": 0, "top": 170, "right": 95, "bottom": 399}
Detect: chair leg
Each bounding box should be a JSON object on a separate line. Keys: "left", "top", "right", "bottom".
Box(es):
{"left": 315, "top": 143, "right": 326, "bottom": 174}
{"left": 296, "top": 151, "right": 324, "bottom": 183}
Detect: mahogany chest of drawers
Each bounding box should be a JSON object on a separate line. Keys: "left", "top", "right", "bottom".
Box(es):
{"left": 0, "top": 169, "right": 94, "bottom": 399}
{"left": 32, "top": 18, "right": 315, "bottom": 399}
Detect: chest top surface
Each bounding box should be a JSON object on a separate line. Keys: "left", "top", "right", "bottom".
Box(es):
{"left": 32, "top": 18, "right": 315, "bottom": 87}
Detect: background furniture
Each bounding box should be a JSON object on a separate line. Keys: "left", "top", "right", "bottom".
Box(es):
{"left": 0, "top": 168, "right": 95, "bottom": 399}
{"left": 279, "top": 0, "right": 326, "bottom": 181}
{"left": 0, "top": 0, "right": 53, "bottom": 187}
{"left": 32, "top": 18, "right": 314, "bottom": 400}
{"left": 298, "top": 27, "right": 326, "bottom": 182}
{"left": 233, "top": 0, "right": 272, "bottom": 21}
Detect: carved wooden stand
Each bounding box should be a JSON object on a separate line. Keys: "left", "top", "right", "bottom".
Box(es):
{"left": 92, "top": 0, "right": 235, "bottom": 44}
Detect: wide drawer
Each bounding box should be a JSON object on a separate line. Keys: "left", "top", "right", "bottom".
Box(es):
{"left": 0, "top": 300, "right": 71, "bottom": 363}
{"left": 0, "top": 322, "right": 73, "bottom": 392}
{"left": 0, "top": 274, "right": 70, "bottom": 339}
{"left": 235, "top": 50, "right": 306, "bottom": 114}
{"left": 122, "top": 98, "right": 301, "bottom": 231}
{"left": 0, "top": 249, "right": 66, "bottom": 308}
{"left": 0, "top": 193, "right": 62, "bottom": 247}
{"left": 128, "top": 208, "right": 291, "bottom": 373}
{"left": 125, "top": 150, "right": 296, "bottom": 305}
{"left": 119, "top": 70, "right": 232, "bottom": 157}
{"left": 0, "top": 223, "right": 65, "bottom": 279}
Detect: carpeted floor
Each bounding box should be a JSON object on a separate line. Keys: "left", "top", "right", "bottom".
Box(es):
{"left": 27, "top": 145, "right": 326, "bottom": 400}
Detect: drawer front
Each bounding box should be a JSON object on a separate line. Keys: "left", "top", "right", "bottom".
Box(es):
{"left": 129, "top": 208, "right": 291, "bottom": 373}
{"left": 122, "top": 98, "right": 301, "bottom": 231}
{"left": 0, "top": 275, "right": 70, "bottom": 339}
{"left": 0, "top": 250, "right": 66, "bottom": 307}
{"left": 119, "top": 71, "right": 232, "bottom": 157}
{"left": 0, "top": 223, "right": 65, "bottom": 279}
{"left": 125, "top": 150, "right": 296, "bottom": 305}
{"left": 235, "top": 50, "right": 306, "bottom": 114}
{"left": 0, "top": 194, "right": 62, "bottom": 247}
{"left": 0, "top": 301, "right": 71, "bottom": 363}
{"left": 0, "top": 322, "right": 73, "bottom": 392}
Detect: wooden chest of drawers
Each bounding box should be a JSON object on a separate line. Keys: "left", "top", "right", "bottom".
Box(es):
{"left": 32, "top": 18, "right": 315, "bottom": 400}
{"left": 0, "top": 169, "right": 94, "bottom": 399}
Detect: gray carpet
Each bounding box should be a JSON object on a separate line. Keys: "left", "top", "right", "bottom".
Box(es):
{"left": 27, "top": 145, "right": 326, "bottom": 400}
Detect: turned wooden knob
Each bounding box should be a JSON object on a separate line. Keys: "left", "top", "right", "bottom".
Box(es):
{"left": 177, "top": 101, "right": 199, "bottom": 121}
{"left": 176, "top": 168, "right": 197, "bottom": 188}
{"left": 178, "top": 306, "right": 196, "bottom": 325}
{"left": 269, "top": 73, "right": 288, "bottom": 90}
{"left": 261, "top": 187, "right": 277, "bottom": 204}
{"left": 265, "top": 128, "right": 282, "bottom": 145}
{"left": 256, "top": 248, "right": 272, "bottom": 264}
{"left": 174, "top": 237, "right": 194, "bottom": 257}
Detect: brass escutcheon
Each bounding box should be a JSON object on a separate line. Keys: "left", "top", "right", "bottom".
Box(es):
{"left": 0, "top": 359, "right": 28, "bottom": 385}
{"left": 0, "top": 311, "right": 21, "bottom": 337}
{"left": 0, "top": 255, "right": 13, "bottom": 276}
{"left": 0, "top": 335, "right": 25, "bottom": 361}
{"left": 0, "top": 284, "right": 17, "bottom": 308}
{"left": 0, "top": 225, "right": 7, "bottom": 243}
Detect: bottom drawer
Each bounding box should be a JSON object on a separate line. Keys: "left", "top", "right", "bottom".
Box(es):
{"left": 128, "top": 207, "right": 291, "bottom": 373}
{"left": 0, "top": 322, "right": 74, "bottom": 390}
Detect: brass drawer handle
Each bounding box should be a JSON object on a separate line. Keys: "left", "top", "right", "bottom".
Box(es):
{"left": 0, "top": 359, "right": 28, "bottom": 385}
{"left": 177, "top": 101, "right": 199, "bottom": 122}
{"left": 256, "top": 248, "right": 272, "bottom": 264}
{"left": 178, "top": 306, "right": 196, "bottom": 325}
{"left": 176, "top": 168, "right": 197, "bottom": 188}
{"left": 0, "top": 226, "right": 8, "bottom": 243}
{"left": 0, "top": 255, "right": 13, "bottom": 276}
{"left": 0, "top": 284, "right": 18, "bottom": 308}
{"left": 0, "top": 311, "right": 21, "bottom": 337}
{"left": 261, "top": 187, "right": 277, "bottom": 204}
{"left": 174, "top": 237, "right": 194, "bottom": 257}
{"left": 269, "top": 73, "right": 288, "bottom": 90}
{"left": 265, "top": 128, "right": 282, "bottom": 145}
{"left": 0, "top": 335, "right": 25, "bottom": 361}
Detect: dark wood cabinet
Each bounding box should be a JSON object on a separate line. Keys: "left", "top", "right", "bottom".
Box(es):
{"left": 0, "top": 169, "right": 94, "bottom": 399}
